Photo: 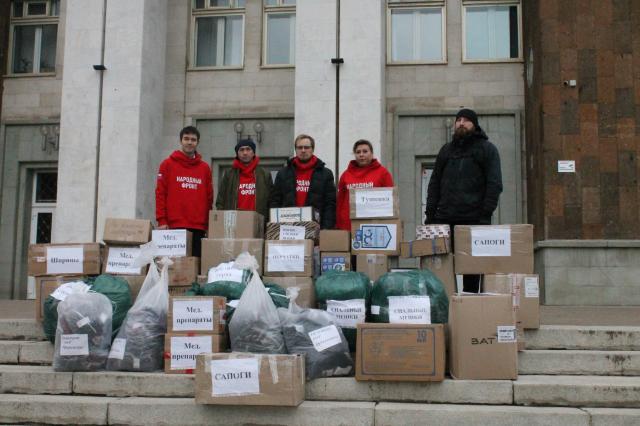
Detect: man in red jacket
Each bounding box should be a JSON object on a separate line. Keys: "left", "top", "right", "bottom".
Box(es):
{"left": 155, "top": 126, "right": 213, "bottom": 257}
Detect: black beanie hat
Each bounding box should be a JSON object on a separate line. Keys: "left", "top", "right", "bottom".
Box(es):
{"left": 455, "top": 108, "right": 480, "bottom": 129}
{"left": 235, "top": 138, "right": 256, "bottom": 154}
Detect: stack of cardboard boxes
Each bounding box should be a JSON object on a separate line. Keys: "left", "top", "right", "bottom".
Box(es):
{"left": 151, "top": 228, "right": 198, "bottom": 296}
{"left": 263, "top": 207, "right": 317, "bottom": 308}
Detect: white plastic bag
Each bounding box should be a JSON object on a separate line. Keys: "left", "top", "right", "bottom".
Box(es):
{"left": 106, "top": 251, "right": 171, "bottom": 371}
{"left": 229, "top": 252, "right": 286, "bottom": 353}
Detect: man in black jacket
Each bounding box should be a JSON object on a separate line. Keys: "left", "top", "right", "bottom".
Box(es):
{"left": 270, "top": 134, "right": 336, "bottom": 229}
{"left": 425, "top": 108, "right": 503, "bottom": 291}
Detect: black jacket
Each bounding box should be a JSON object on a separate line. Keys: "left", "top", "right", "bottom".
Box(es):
{"left": 270, "top": 157, "right": 336, "bottom": 229}
{"left": 425, "top": 129, "right": 503, "bottom": 224}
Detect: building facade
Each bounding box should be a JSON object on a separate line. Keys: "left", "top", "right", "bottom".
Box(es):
{"left": 0, "top": 0, "right": 636, "bottom": 305}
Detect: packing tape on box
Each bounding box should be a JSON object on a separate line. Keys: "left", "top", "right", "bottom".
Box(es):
{"left": 223, "top": 211, "right": 238, "bottom": 239}
{"left": 268, "top": 354, "right": 279, "bottom": 384}
{"left": 221, "top": 240, "right": 234, "bottom": 258}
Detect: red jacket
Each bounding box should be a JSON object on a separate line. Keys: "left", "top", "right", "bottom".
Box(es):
{"left": 155, "top": 150, "right": 213, "bottom": 231}
{"left": 336, "top": 159, "right": 394, "bottom": 230}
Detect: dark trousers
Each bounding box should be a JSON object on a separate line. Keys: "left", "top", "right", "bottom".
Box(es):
{"left": 187, "top": 228, "right": 206, "bottom": 258}
{"left": 439, "top": 219, "right": 482, "bottom": 293}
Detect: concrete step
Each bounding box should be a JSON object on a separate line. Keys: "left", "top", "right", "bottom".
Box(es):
{"left": 0, "top": 319, "right": 45, "bottom": 341}
{"left": 0, "top": 394, "right": 110, "bottom": 425}
{"left": 519, "top": 350, "right": 640, "bottom": 376}
{"left": 0, "top": 340, "right": 53, "bottom": 364}
{"left": 525, "top": 325, "right": 640, "bottom": 350}
{"left": 514, "top": 375, "right": 640, "bottom": 408}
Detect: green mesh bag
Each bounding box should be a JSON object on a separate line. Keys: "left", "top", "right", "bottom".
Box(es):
{"left": 370, "top": 270, "right": 449, "bottom": 324}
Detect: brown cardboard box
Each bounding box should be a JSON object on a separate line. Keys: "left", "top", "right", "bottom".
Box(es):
{"left": 356, "top": 323, "right": 445, "bottom": 382}
{"left": 201, "top": 238, "right": 264, "bottom": 275}
{"left": 262, "top": 276, "right": 316, "bottom": 308}
{"left": 103, "top": 218, "right": 152, "bottom": 245}
{"left": 209, "top": 210, "right": 265, "bottom": 239}
{"left": 164, "top": 333, "right": 228, "bottom": 374}
{"left": 28, "top": 243, "right": 103, "bottom": 277}
{"left": 102, "top": 246, "right": 147, "bottom": 275}
{"left": 483, "top": 273, "right": 540, "bottom": 330}
{"left": 119, "top": 275, "right": 146, "bottom": 301}
{"left": 454, "top": 225, "right": 534, "bottom": 274}
{"left": 168, "top": 257, "right": 200, "bottom": 286}
{"left": 35, "top": 275, "right": 87, "bottom": 321}
{"left": 152, "top": 229, "right": 193, "bottom": 257}
{"left": 448, "top": 294, "right": 518, "bottom": 380}
{"left": 167, "top": 296, "right": 226, "bottom": 334}
{"left": 169, "top": 286, "right": 191, "bottom": 297}
{"left": 420, "top": 254, "right": 455, "bottom": 298}
{"left": 195, "top": 353, "right": 305, "bottom": 406}
{"left": 320, "top": 252, "right": 351, "bottom": 274}
{"left": 265, "top": 221, "right": 320, "bottom": 242}
{"left": 401, "top": 238, "right": 450, "bottom": 258}
{"left": 349, "top": 186, "right": 399, "bottom": 219}
{"left": 351, "top": 219, "right": 403, "bottom": 255}
{"left": 319, "top": 230, "right": 350, "bottom": 251}
{"left": 197, "top": 275, "right": 207, "bottom": 285}
{"left": 264, "top": 239, "right": 314, "bottom": 277}
{"left": 416, "top": 224, "right": 450, "bottom": 241}
{"left": 269, "top": 206, "right": 318, "bottom": 223}
{"left": 356, "top": 254, "right": 389, "bottom": 283}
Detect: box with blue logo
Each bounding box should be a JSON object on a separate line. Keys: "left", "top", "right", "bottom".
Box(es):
{"left": 320, "top": 252, "right": 351, "bottom": 274}
{"left": 350, "top": 219, "right": 403, "bottom": 255}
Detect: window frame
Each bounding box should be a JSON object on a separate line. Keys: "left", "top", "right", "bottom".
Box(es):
{"left": 261, "top": 0, "right": 296, "bottom": 68}
{"left": 189, "top": 0, "right": 246, "bottom": 70}
{"left": 461, "top": 0, "right": 523, "bottom": 63}
{"left": 386, "top": 0, "right": 447, "bottom": 66}
{"left": 7, "top": 0, "right": 59, "bottom": 76}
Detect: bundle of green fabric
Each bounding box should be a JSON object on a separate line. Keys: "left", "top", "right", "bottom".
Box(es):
{"left": 370, "top": 269, "right": 448, "bottom": 324}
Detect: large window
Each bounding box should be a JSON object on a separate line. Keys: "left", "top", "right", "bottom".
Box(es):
{"left": 9, "top": 0, "right": 59, "bottom": 74}
{"left": 263, "top": 0, "right": 296, "bottom": 67}
{"left": 192, "top": 0, "right": 246, "bottom": 68}
{"left": 387, "top": 1, "right": 446, "bottom": 64}
{"left": 462, "top": 0, "right": 521, "bottom": 62}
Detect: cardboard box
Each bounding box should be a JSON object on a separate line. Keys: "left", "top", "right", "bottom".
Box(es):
{"left": 448, "top": 294, "right": 518, "bottom": 380}
{"left": 209, "top": 210, "right": 264, "bottom": 239}
{"left": 349, "top": 187, "right": 399, "bottom": 219}
{"left": 264, "top": 239, "right": 314, "bottom": 277}
{"left": 28, "top": 243, "right": 103, "bottom": 277}
{"left": 401, "top": 238, "right": 450, "bottom": 258}
{"left": 320, "top": 252, "right": 351, "bottom": 273}
{"left": 119, "top": 275, "right": 146, "bottom": 301}
{"left": 201, "top": 238, "right": 264, "bottom": 275}
{"left": 416, "top": 224, "right": 450, "bottom": 241}
{"left": 351, "top": 219, "right": 403, "bottom": 255}
{"left": 103, "top": 218, "right": 152, "bottom": 245}
{"left": 195, "top": 353, "right": 305, "bottom": 406}
{"left": 420, "top": 254, "right": 455, "bottom": 298}
{"left": 164, "top": 333, "right": 228, "bottom": 374}
{"left": 453, "top": 225, "right": 534, "bottom": 274}
{"left": 262, "top": 276, "right": 315, "bottom": 308}
{"left": 152, "top": 229, "right": 192, "bottom": 257}
{"left": 168, "top": 257, "right": 200, "bottom": 286}
{"left": 197, "top": 275, "right": 207, "bottom": 285}
{"left": 356, "top": 323, "right": 445, "bottom": 382}
{"left": 319, "top": 230, "right": 350, "bottom": 252}
{"left": 103, "top": 246, "right": 145, "bottom": 275}
{"left": 35, "top": 275, "right": 87, "bottom": 321}
{"left": 169, "top": 286, "right": 191, "bottom": 297}
{"left": 167, "top": 296, "right": 227, "bottom": 334}
{"left": 356, "top": 254, "right": 389, "bottom": 283}
{"left": 483, "top": 273, "right": 540, "bottom": 330}
{"left": 265, "top": 221, "right": 320, "bottom": 242}
{"left": 269, "top": 207, "right": 318, "bottom": 223}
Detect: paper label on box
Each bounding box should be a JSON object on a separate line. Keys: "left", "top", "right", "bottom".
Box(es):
{"left": 207, "top": 262, "right": 244, "bottom": 284}
{"left": 105, "top": 246, "right": 141, "bottom": 275}
{"left": 470, "top": 228, "right": 511, "bottom": 257}
{"left": 355, "top": 189, "right": 394, "bottom": 218}
{"left": 524, "top": 277, "right": 539, "bottom": 298}
{"left": 50, "top": 281, "right": 90, "bottom": 301}
{"left": 46, "top": 247, "right": 84, "bottom": 274}
{"left": 172, "top": 300, "right": 214, "bottom": 331}
{"left": 267, "top": 244, "right": 305, "bottom": 272}
{"left": 308, "top": 325, "right": 342, "bottom": 352}
{"left": 152, "top": 230, "right": 188, "bottom": 256}
{"left": 279, "top": 225, "right": 305, "bottom": 240}
{"left": 497, "top": 325, "right": 517, "bottom": 343}
{"left": 388, "top": 295, "right": 431, "bottom": 324}
{"left": 109, "top": 338, "right": 127, "bottom": 360}
{"left": 170, "top": 336, "right": 212, "bottom": 370}
{"left": 371, "top": 305, "right": 380, "bottom": 315}
{"left": 352, "top": 224, "right": 397, "bottom": 250}
{"left": 321, "top": 255, "right": 348, "bottom": 272}
{"left": 271, "top": 207, "right": 312, "bottom": 223}
{"left": 326, "top": 299, "right": 366, "bottom": 328}
{"left": 60, "top": 334, "right": 89, "bottom": 356}
{"left": 211, "top": 358, "right": 260, "bottom": 396}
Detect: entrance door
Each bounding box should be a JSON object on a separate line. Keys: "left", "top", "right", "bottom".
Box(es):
{"left": 27, "top": 170, "right": 57, "bottom": 298}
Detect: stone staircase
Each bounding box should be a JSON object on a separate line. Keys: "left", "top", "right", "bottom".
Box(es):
{"left": 1, "top": 319, "right": 640, "bottom": 425}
